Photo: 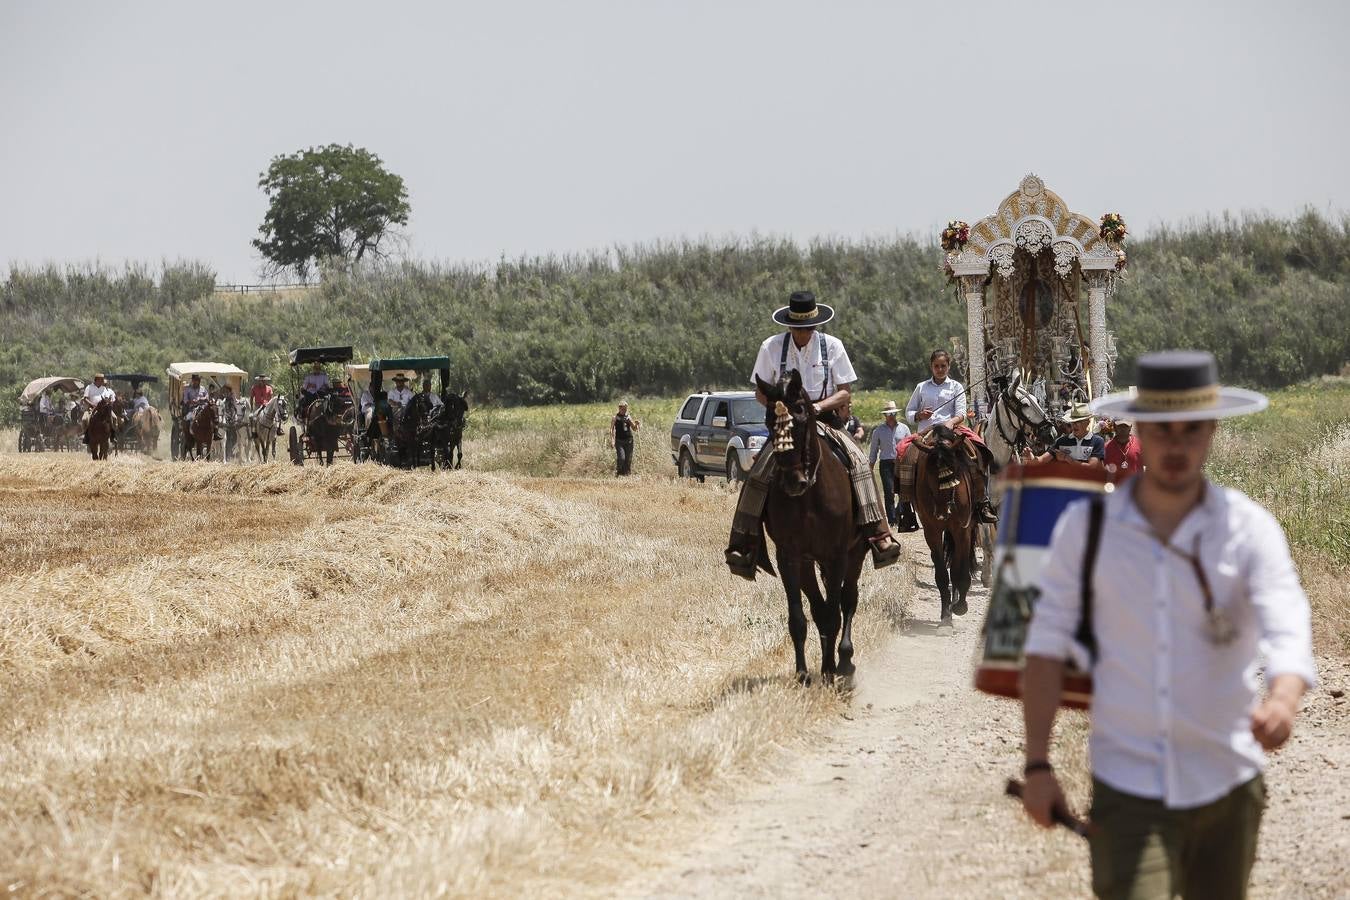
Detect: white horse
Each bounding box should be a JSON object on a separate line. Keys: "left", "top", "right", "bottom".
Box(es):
{"left": 248, "top": 394, "right": 289, "bottom": 463}
{"left": 981, "top": 376, "right": 1055, "bottom": 470}
{"left": 220, "top": 398, "right": 252, "bottom": 463}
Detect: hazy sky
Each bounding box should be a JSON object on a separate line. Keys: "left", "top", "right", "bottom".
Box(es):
{"left": 3, "top": 0, "right": 1348, "bottom": 283}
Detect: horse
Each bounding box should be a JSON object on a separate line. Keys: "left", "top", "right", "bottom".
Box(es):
{"left": 249, "top": 394, "right": 288, "bottom": 463}
{"left": 912, "top": 424, "right": 986, "bottom": 629}
{"left": 423, "top": 391, "right": 469, "bottom": 469}
{"left": 182, "top": 401, "right": 218, "bottom": 460}
{"left": 302, "top": 389, "right": 352, "bottom": 466}
{"left": 755, "top": 371, "right": 870, "bottom": 686}
{"left": 980, "top": 375, "right": 1056, "bottom": 469}
{"left": 389, "top": 393, "right": 435, "bottom": 468}
{"left": 131, "top": 406, "right": 161, "bottom": 455}
{"left": 85, "top": 398, "right": 115, "bottom": 460}
{"left": 221, "top": 397, "right": 252, "bottom": 462}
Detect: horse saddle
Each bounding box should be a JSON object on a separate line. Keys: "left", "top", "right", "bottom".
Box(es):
{"left": 816, "top": 423, "right": 855, "bottom": 472}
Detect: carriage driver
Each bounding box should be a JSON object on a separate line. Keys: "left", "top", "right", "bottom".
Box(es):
{"left": 387, "top": 374, "right": 414, "bottom": 409}
{"left": 79, "top": 373, "right": 120, "bottom": 442}
{"left": 421, "top": 377, "right": 444, "bottom": 409}
{"left": 180, "top": 372, "right": 210, "bottom": 430}
{"left": 298, "top": 362, "right": 330, "bottom": 417}
{"left": 725, "top": 291, "right": 902, "bottom": 580}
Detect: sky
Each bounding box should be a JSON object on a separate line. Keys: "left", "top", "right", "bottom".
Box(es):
{"left": 3, "top": 0, "right": 1348, "bottom": 283}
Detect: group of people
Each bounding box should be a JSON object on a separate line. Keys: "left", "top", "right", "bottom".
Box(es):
{"left": 717, "top": 289, "right": 1315, "bottom": 900}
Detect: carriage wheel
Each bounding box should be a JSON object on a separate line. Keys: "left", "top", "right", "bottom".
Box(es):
{"left": 170, "top": 421, "right": 181, "bottom": 461}
{"left": 19, "top": 430, "right": 30, "bottom": 453}
{"left": 288, "top": 426, "right": 302, "bottom": 466}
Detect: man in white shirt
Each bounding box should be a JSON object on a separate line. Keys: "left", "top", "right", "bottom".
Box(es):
{"left": 298, "top": 362, "right": 331, "bottom": 419}
{"left": 725, "top": 291, "right": 900, "bottom": 579}
{"left": 1020, "top": 351, "right": 1315, "bottom": 900}
{"left": 38, "top": 391, "right": 55, "bottom": 416}
{"left": 421, "top": 378, "right": 444, "bottom": 409}
{"left": 387, "top": 374, "right": 414, "bottom": 409}
{"left": 79, "top": 373, "right": 120, "bottom": 440}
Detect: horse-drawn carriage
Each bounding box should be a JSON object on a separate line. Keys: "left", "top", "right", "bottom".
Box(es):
{"left": 106, "top": 373, "right": 161, "bottom": 455}
{"left": 286, "top": 346, "right": 357, "bottom": 466}
{"left": 166, "top": 361, "right": 248, "bottom": 461}
{"left": 358, "top": 355, "right": 466, "bottom": 469}
{"left": 16, "top": 376, "right": 84, "bottom": 452}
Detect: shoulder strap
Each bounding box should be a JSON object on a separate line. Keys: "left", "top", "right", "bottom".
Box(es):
{"left": 779, "top": 332, "right": 791, "bottom": 381}
{"left": 818, "top": 332, "right": 831, "bottom": 400}
{"left": 1075, "top": 494, "right": 1105, "bottom": 665}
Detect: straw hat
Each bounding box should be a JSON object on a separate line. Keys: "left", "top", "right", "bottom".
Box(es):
{"left": 1090, "top": 351, "right": 1267, "bottom": 422}
{"left": 1060, "top": 402, "right": 1093, "bottom": 424}
{"left": 880, "top": 401, "right": 900, "bottom": 417}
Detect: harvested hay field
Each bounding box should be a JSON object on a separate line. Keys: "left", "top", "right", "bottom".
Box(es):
{"left": 0, "top": 457, "right": 904, "bottom": 895}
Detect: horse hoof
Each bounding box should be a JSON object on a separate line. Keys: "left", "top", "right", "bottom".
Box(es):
{"left": 795, "top": 671, "right": 811, "bottom": 687}
{"left": 952, "top": 598, "right": 968, "bottom": 616}
{"left": 938, "top": 617, "right": 954, "bottom": 632}
{"left": 836, "top": 658, "right": 856, "bottom": 677}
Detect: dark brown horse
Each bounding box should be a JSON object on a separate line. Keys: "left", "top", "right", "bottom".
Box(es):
{"left": 302, "top": 389, "right": 352, "bottom": 466}
{"left": 85, "top": 399, "right": 114, "bottom": 460}
{"left": 183, "top": 401, "right": 218, "bottom": 460}
{"left": 755, "top": 371, "right": 870, "bottom": 685}
{"left": 912, "top": 424, "right": 983, "bottom": 628}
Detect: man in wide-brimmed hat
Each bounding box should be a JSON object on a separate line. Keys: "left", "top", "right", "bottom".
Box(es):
{"left": 1020, "top": 351, "right": 1315, "bottom": 900}
{"left": 1027, "top": 401, "right": 1105, "bottom": 467}
{"left": 868, "top": 400, "right": 914, "bottom": 530}
{"left": 387, "top": 373, "right": 414, "bottom": 410}
{"left": 78, "top": 372, "right": 120, "bottom": 442}
{"left": 725, "top": 291, "right": 901, "bottom": 579}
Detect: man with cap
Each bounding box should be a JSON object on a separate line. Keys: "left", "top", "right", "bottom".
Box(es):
{"left": 387, "top": 374, "right": 414, "bottom": 410}
{"left": 1028, "top": 402, "right": 1106, "bottom": 467}
{"left": 609, "top": 401, "right": 641, "bottom": 477}
{"left": 79, "top": 373, "right": 120, "bottom": 442}
{"left": 1103, "top": 416, "right": 1142, "bottom": 483}
{"left": 1020, "top": 350, "right": 1316, "bottom": 900}
{"left": 868, "top": 400, "right": 914, "bottom": 530}
{"left": 725, "top": 291, "right": 901, "bottom": 579}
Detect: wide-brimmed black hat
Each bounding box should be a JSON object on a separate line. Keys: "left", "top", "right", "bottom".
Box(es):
{"left": 772, "top": 290, "right": 834, "bottom": 328}
{"left": 1090, "top": 350, "right": 1267, "bottom": 422}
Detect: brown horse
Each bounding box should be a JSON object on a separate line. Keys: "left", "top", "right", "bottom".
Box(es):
{"left": 756, "top": 371, "right": 870, "bottom": 685}
{"left": 131, "top": 407, "right": 161, "bottom": 455}
{"left": 85, "top": 399, "right": 114, "bottom": 460}
{"left": 912, "top": 424, "right": 983, "bottom": 628}
{"left": 183, "top": 402, "right": 217, "bottom": 460}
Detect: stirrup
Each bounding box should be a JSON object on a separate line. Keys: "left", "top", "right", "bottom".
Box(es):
{"left": 976, "top": 501, "right": 999, "bottom": 525}
{"left": 869, "top": 535, "right": 902, "bottom": 569}
{"left": 725, "top": 548, "right": 757, "bottom": 581}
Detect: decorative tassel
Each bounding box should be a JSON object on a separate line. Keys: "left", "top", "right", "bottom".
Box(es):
{"left": 774, "top": 401, "right": 795, "bottom": 453}
{"left": 938, "top": 465, "right": 960, "bottom": 490}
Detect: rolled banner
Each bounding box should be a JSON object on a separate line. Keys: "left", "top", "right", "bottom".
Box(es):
{"left": 974, "top": 460, "right": 1110, "bottom": 710}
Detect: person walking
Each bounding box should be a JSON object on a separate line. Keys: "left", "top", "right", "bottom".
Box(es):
{"left": 1103, "top": 417, "right": 1142, "bottom": 483}
{"left": 610, "top": 401, "right": 641, "bottom": 476}
{"left": 868, "top": 400, "right": 913, "bottom": 530}
{"left": 1019, "top": 350, "right": 1316, "bottom": 900}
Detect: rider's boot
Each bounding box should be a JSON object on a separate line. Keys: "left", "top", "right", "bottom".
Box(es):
{"left": 976, "top": 497, "right": 999, "bottom": 524}
{"left": 724, "top": 538, "right": 759, "bottom": 581}
{"left": 866, "top": 522, "right": 903, "bottom": 569}
{"left": 895, "top": 502, "right": 920, "bottom": 533}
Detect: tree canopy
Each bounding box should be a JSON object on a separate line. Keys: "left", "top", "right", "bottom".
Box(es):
{"left": 252, "top": 144, "right": 410, "bottom": 279}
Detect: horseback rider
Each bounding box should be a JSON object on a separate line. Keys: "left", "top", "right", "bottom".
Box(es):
{"left": 250, "top": 374, "right": 274, "bottom": 409}
{"left": 897, "top": 351, "right": 998, "bottom": 525}
{"left": 181, "top": 372, "right": 211, "bottom": 432}
{"left": 79, "top": 373, "right": 120, "bottom": 443}
{"left": 725, "top": 291, "right": 902, "bottom": 579}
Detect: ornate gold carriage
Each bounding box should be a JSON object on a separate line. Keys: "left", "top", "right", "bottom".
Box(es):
{"left": 945, "top": 174, "right": 1126, "bottom": 417}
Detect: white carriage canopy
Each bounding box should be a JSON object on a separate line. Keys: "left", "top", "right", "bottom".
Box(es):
{"left": 18, "top": 376, "right": 86, "bottom": 406}
{"left": 165, "top": 362, "right": 249, "bottom": 409}
{"left": 344, "top": 364, "right": 418, "bottom": 391}
{"left": 943, "top": 173, "right": 1127, "bottom": 417}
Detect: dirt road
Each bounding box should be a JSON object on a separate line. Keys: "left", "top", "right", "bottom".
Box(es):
{"left": 634, "top": 535, "right": 1350, "bottom": 900}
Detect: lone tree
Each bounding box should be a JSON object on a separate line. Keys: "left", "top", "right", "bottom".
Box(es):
{"left": 253, "top": 143, "right": 410, "bottom": 279}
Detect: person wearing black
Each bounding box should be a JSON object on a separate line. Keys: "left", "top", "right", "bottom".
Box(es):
{"left": 609, "top": 401, "right": 641, "bottom": 476}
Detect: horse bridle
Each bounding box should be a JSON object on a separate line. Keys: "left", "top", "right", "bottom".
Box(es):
{"left": 993, "top": 387, "right": 1051, "bottom": 455}
{"left": 773, "top": 399, "right": 822, "bottom": 493}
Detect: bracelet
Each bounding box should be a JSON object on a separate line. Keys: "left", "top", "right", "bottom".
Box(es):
{"left": 1024, "top": 760, "right": 1054, "bottom": 777}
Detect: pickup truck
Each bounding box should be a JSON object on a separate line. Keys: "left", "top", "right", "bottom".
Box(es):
{"left": 669, "top": 391, "right": 769, "bottom": 482}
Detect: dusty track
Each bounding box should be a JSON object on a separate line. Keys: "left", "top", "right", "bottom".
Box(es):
{"left": 632, "top": 537, "right": 1350, "bottom": 900}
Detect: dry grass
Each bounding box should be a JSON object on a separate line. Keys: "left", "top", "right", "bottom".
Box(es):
{"left": 0, "top": 457, "right": 907, "bottom": 896}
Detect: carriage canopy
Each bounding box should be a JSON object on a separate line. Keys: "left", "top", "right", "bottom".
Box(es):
{"left": 105, "top": 373, "right": 160, "bottom": 386}
{"left": 366, "top": 356, "right": 451, "bottom": 394}
{"left": 288, "top": 346, "right": 355, "bottom": 365}
{"left": 344, "top": 364, "right": 418, "bottom": 391}
{"left": 19, "top": 376, "right": 86, "bottom": 406}
{"left": 165, "top": 362, "right": 249, "bottom": 412}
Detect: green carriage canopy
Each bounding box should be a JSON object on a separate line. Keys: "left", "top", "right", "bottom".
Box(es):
{"left": 366, "top": 356, "right": 451, "bottom": 395}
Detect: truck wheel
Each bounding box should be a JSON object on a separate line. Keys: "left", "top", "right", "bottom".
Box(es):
{"left": 726, "top": 451, "right": 744, "bottom": 483}
{"left": 678, "top": 449, "right": 703, "bottom": 482}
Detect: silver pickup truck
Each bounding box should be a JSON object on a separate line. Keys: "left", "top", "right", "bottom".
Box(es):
{"left": 669, "top": 391, "right": 769, "bottom": 482}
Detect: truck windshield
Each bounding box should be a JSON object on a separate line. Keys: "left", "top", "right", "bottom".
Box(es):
{"left": 730, "top": 397, "right": 767, "bottom": 425}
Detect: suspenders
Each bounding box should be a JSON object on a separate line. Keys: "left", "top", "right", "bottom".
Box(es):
{"left": 779, "top": 332, "right": 831, "bottom": 401}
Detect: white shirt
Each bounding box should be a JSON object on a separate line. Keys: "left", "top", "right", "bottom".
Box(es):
{"left": 84, "top": 384, "right": 115, "bottom": 405}
{"left": 905, "top": 378, "right": 966, "bottom": 432}
{"left": 1026, "top": 479, "right": 1317, "bottom": 809}
{"left": 133, "top": 396, "right": 150, "bottom": 412}
{"left": 303, "top": 372, "right": 330, "bottom": 393}
{"left": 359, "top": 389, "right": 374, "bottom": 413}
{"left": 388, "top": 386, "right": 413, "bottom": 406}
{"left": 182, "top": 384, "right": 209, "bottom": 405}
{"left": 750, "top": 331, "right": 857, "bottom": 399}
{"left": 39, "top": 395, "right": 53, "bottom": 414}
{"left": 425, "top": 392, "right": 443, "bottom": 408}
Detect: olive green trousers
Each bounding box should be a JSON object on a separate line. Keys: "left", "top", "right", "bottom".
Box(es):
{"left": 1088, "top": 775, "right": 1265, "bottom": 900}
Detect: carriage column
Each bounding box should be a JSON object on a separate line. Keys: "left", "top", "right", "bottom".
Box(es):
{"left": 1083, "top": 266, "right": 1115, "bottom": 399}
{"left": 955, "top": 267, "right": 990, "bottom": 416}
